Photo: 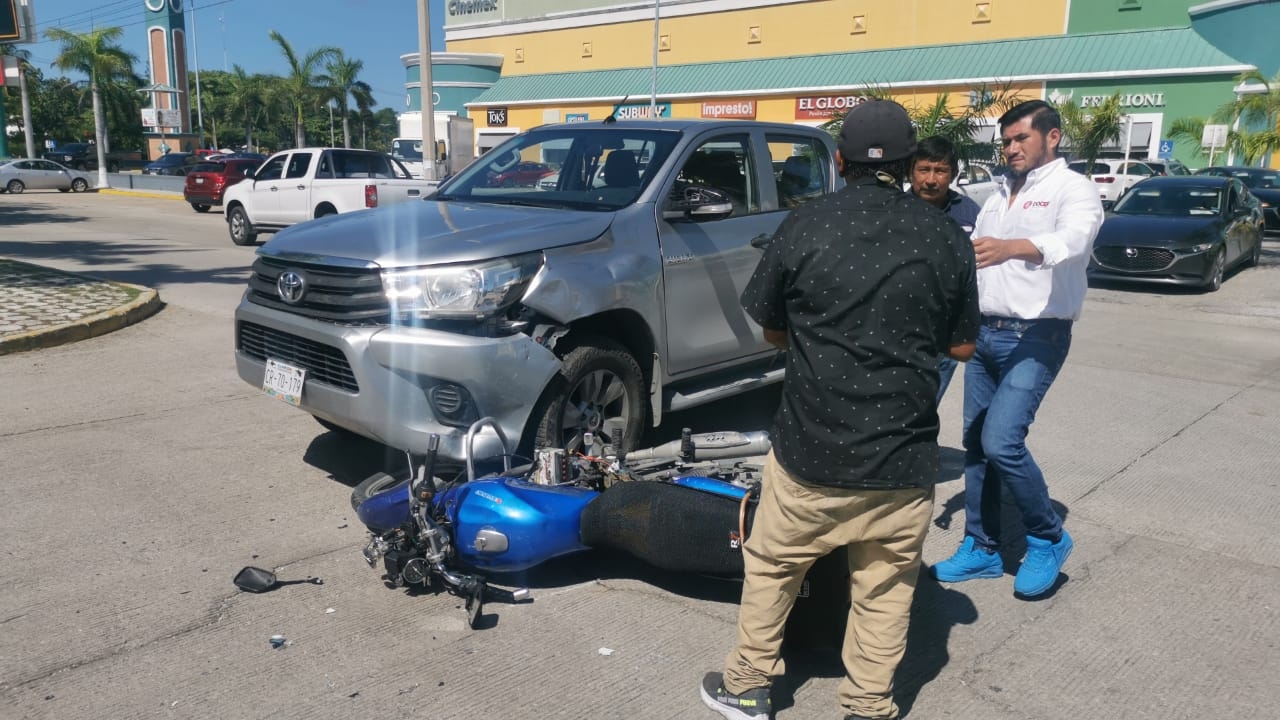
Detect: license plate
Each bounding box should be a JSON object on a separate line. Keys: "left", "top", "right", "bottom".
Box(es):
{"left": 262, "top": 358, "right": 306, "bottom": 406}
{"left": 195, "top": 177, "right": 204, "bottom": 184}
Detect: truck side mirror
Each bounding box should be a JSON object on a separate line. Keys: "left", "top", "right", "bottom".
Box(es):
{"left": 663, "top": 185, "right": 734, "bottom": 221}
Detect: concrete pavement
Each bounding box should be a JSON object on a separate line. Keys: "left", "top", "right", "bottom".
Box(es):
{"left": 0, "top": 257, "right": 162, "bottom": 356}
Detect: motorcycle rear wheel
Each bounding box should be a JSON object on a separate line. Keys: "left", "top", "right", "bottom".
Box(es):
{"left": 350, "top": 471, "right": 407, "bottom": 513}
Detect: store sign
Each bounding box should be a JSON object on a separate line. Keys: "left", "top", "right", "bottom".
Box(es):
{"left": 448, "top": 0, "right": 499, "bottom": 16}
{"left": 701, "top": 100, "right": 756, "bottom": 119}
{"left": 566, "top": 113, "right": 590, "bottom": 123}
{"left": 795, "top": 94, "right": 871, "bottom": 120}
{"left": 141, "top": 108, "right": 183, "bottom": 128}
{"left": 614, "top": 103, "right": 670, "bottom": 119}
{"left": 487, "top": 107, "right": 509, "bottom": 126}
{"left": 1081, "top": 92, "right": 1166, "bottom": 108}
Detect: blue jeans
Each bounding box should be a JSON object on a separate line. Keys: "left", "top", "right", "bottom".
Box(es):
{"left": 962, "top": 318, "right": 1072, "bottom": 550}
{"left": 937, "top": 356, "right": 958, "bottom": 406}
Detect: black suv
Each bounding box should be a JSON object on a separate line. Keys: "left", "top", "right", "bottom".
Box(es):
{"left": 43, "top": 143, "right": 122, "bottom": 172}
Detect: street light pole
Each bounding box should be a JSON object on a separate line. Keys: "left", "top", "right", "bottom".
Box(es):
{"left": 417, "top": 0, "right": 437, "bottom": 181}
{"left": 189, "top": 0, "right": 205, "bottom": 149}
{"left": 650, "top": 0, "right": 660, "bottom": 117}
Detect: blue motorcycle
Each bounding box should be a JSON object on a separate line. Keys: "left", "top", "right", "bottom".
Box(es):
{"left": 353, "top": 418, "right": 773, "bottom": 628}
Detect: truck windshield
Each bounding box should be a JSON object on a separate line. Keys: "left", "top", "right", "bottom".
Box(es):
{"left": 391, "top": 139, "right": 423, "bottom": 162}
{"left": 434, "top": 127, "right": 680, "bottom": 211}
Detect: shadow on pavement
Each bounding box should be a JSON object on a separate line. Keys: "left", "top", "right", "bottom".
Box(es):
{"left": 0, "top": 238, "right": 253, "bottom": 288}
{"left": 0, "top": 201, "right": 89, "bottom": 225}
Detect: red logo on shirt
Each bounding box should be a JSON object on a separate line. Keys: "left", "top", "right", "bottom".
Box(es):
{"left": 1023, "top": 200, "right": 1051, "bottom": 209}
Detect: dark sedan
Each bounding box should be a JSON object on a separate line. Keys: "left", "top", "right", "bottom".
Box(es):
{"left": 1196, "top": 165, "right": 1280, "bottom": 233}
{"left": 141, "top": 152, "right": 195, "bottom": 176}
{"left": 1088, "top": 176, "right": 1263, "bottom": 292}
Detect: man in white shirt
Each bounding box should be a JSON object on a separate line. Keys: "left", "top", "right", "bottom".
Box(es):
{"left": 930, "top": 100, "right": 1103, "bottom": 598}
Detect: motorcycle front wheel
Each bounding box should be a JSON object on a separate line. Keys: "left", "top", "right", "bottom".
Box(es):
{"left": 350, "top": 471, "right": 407, "bottom": 513}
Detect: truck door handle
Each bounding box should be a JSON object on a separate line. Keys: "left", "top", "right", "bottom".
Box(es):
{"left": 750, "top": 234, "right": 771, "bottom": 249}
{"left": 408, "top": 189, "right": 421, "bottom": 196}
{"left": 297, "top": 184, "right": 306, "bottom": 190}
{"left": 270, "top": 186, "right": 279, "bottom": 192}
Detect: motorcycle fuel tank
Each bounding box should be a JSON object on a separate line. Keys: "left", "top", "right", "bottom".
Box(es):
{"left": 440, "top": 478, "right": 599, "bottom": 573}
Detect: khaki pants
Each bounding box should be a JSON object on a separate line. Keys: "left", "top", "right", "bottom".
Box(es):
{"left": 723, "top": 451, "right": 933, "bottom": 719}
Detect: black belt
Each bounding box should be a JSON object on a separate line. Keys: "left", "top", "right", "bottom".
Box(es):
{"left": 981, "top": 315, "right": 1071, "bottom": 332}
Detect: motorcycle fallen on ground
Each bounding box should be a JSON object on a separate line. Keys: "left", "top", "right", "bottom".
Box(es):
{"left": 353, "top": 417, "right": 782, "bottom": 628}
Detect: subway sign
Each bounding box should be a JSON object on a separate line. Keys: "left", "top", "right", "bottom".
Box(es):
{"left": 795, "top": 94, "right": 871, "bottom": 120}
{"left": 614, "top": 104, "right": 670, "bottom": 120}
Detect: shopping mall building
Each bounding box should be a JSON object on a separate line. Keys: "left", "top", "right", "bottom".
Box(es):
{"left": 401, "top": 0, "right": 1280, "bottom": 166}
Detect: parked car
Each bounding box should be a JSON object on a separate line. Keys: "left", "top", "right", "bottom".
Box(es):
{"left": 1088, "top": 175, "right": 1263, "bottom": 292}
{"left": 42, "top": 142, "right": 123, "bottom": 172}
{"left": 0, "top": 159, "right": 93, "bottom": 194}
{"left": 1195, "top": 166, "right": 1280, "bottom": 233}
{"left": 232, "top": 119, "right": 840, "bottom": 462}
{"left": 486, "top": 160, "right": 554, "bottom": 187}
{"left": 183, "top": 158, "right": 261, "bottom": 213}
{"left": 1145, "top": 159, "right": 1191, "bottom": 176}
{"left": 956, "top": 161, "right": 1001, "bottom": 206}
{"left": 1068, "top": 159, "right": 1159, "bottom": 205}
{"left": 222, "top": 147, "right": 435, "bottom": 245}
{"left": 142, "top": 152, "right": 195, "bottom": 176}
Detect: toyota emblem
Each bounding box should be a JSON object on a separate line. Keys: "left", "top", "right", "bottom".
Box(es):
{"left": 276, "top": 270, "right": 307, "bottom": 304}
{"left": 1125, "top": 248, "right": 1138, "bottom": 258}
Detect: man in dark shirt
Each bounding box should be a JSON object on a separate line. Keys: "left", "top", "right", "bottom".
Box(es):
{"left": 699, "top": 101, "right": 980, "bottom": 720}
{"left": 910, "top": 135, "right": 983, "bottom": 404}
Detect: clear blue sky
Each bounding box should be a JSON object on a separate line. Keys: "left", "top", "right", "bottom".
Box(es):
{"left": 21, "top": 0, "right": 447, "bottom": 112}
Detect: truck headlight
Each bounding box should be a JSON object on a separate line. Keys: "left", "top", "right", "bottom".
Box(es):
{"left": 382, "top": 252, "right": 542, "bottom": 320}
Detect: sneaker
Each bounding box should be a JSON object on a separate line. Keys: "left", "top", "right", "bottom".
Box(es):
{"left": 931, "top": 536, "right": 1003, "bottom": 583}
{"left": 1013, "top": 530, "right": 1073, "bottom": 597}
{"left": 699, "top": 671, "right": 771, "bottom": 720}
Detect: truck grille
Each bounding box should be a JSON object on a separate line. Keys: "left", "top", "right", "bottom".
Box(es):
{"left": 238, "top": 322, "right": 359, "bottom": 393}
{"left": 1093, "top": 246, "right": 1175, "bottom": 272}
{"left": 247, "top": 256, "right": 390, "bottom": 323}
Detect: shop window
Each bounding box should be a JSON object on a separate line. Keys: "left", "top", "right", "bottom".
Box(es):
{"left": 973, "top": 2, "right": 992, "bottom": 23}
{"left": 851, "top": 15, "right": 867, "bottom": 35}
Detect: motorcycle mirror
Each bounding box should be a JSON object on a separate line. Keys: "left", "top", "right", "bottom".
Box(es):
{"left": 233, "top": 566, "right": 323, "bottom": 594}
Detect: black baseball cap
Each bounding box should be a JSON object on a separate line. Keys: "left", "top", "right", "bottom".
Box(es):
{"left": 838, "top": 100, "right": 917, "bottom": 164}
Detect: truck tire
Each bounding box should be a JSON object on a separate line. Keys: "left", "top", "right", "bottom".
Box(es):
{"left": 191, "top": 203, "right": 211, "bottom": 213}
{"left": 107, "top": 161, "right": 120, "bottom": 173}
{"left": 228, "top": 205, "right": 258, "bottom": 246}
{"left": 531, "top": 335, "right": 646, "bottom": 457}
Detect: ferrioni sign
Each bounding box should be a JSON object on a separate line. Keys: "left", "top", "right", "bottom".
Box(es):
{"left": 795, "top": 94, "right": 871, "bottom": 120}
{"left": 1080, "top": 92, "right": 1166, "bottom": 108}
{"left": 701, "top": 100, "right": 756, "bottom": 119}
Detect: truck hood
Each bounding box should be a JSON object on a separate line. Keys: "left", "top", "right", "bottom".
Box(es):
{"left": 258, "top": 200, "right": 616, "bottom": 268}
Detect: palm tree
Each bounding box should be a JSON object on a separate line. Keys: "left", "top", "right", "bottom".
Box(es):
{"left": 1054, "top": 93, "right": 1123, "bottom": 177}
{"left": 44, "top": 26, "right": 137, "bottom": 188}
{"left": 320, "top": 51, "right": 374, "bottom": 149}
{"left": 1216, "top": 69, "right": 1280, "bottom": 166}
{"left": 268, "top": 30, "right": 338, "bottom": 148}
{"left": 223, "top": 64, "right": 266, "bottom": 151}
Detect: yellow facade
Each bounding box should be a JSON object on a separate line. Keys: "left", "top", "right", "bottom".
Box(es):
{"left": 449, "top": 0, "right": 1070, "bottom": 77}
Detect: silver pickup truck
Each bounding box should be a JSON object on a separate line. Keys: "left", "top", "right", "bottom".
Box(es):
{"left": 234, "top": 119, "right": 839, "bottom": 461}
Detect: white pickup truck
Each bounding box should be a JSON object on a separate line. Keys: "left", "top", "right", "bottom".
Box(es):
{"left": 224, "top": 147, "right": 435, "bottom": 246}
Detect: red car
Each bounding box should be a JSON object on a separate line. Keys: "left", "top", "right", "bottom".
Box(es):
{"left": 487, "top": 161, "right": 554, "bottom": 187}
{"left": 183, "top": 158, "right": 261, "bottom": 213}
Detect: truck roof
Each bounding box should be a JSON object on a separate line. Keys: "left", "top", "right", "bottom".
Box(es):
{"left": 530, "top": 118, "right": 833, "bottom": 134}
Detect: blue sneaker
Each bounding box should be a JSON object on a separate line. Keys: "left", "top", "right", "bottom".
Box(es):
{"left": 699, "top": 672, "right": 771, "bottom": 720}
{"left": 1014, "top": 530, "right": 1073, "bottom": 597}
{"left": 931, "top": 536, "right": 1003, "bottom": 583}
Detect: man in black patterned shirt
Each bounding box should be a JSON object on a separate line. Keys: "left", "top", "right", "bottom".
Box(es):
{"left": 700, "top": 100, "right": 979, "bottom": 720}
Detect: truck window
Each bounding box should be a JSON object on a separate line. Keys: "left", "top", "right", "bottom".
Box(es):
{"left": 256, "top": 156, "right": 287, "bottom": 181}
{"left": 767, "top": 134, "right": 832, "bottom": 208}
{"left": 316, "top": 153, "right": 335, "bottom": 179}
{"left": 286, "top": 153, "right": 313, "bottom": 179}
{"left": 673, "top": 136, "right": 758, "bottom": 215}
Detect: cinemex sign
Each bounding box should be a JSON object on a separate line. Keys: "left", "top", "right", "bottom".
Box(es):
{"left": 448, "top": 0, "right": 498, "bottom": 16}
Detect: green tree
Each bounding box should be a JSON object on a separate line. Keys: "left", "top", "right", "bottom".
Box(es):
{"left": 45, "top": 26, "right": 137, "bottom": 187}
{"left": 268, "top": 30, "right": 338, "bottom": 148}
{"left": 1215, "top": 69, "right": 1280, "bottom": 165}
{"left": 320, "top": 51, "right": 374, "bottom": 149}
{"left": 1054, "top": 92, "right": 1123, "bottom": 177}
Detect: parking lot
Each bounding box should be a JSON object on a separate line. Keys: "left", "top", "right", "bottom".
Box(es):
{"left": 1, "top": 191, "right": 1278, "bottom": 719}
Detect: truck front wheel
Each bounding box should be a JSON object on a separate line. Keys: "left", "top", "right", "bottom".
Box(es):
{"left": 531, "top": 336, "right": 646, "bottom": 457}
{"left": 228, "top": 206, "right": 258, "bottom": 246}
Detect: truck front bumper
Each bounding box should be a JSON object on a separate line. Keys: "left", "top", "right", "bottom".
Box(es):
{"left": 234, "top": 296, "right": 561, "bottom": 461}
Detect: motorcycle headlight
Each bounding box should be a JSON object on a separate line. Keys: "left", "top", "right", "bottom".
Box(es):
{"left": 382, "top": 252, "right": 543, "bottom": 320}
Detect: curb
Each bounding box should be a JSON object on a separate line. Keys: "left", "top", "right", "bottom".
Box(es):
{"left": 98, "top": 188, "right": 185, "bottom": 201}
{"left": 0, "top": 283, "right": 164, "bottom": 356}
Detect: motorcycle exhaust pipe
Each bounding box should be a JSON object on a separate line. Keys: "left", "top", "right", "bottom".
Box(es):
{"left": 624, "top": 430, "right": 771, "bottom": 463}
